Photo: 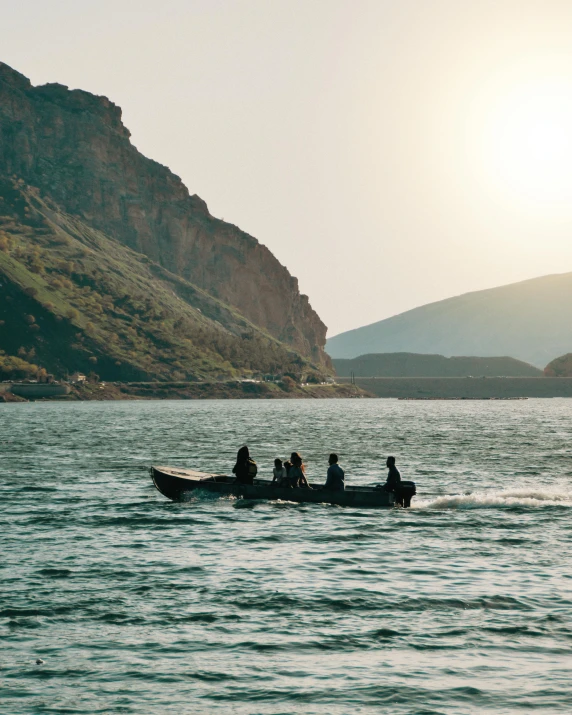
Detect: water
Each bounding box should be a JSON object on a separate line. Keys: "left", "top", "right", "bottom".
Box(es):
{"left": 1, "top": 399, "right": 571, "bottom": 715}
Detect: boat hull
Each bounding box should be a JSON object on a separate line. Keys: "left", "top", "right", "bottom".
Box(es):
{"left": 151, "top": 466, "right": 400, "bottom": 508}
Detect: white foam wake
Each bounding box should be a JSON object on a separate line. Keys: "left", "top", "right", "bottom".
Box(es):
{"left": 414, "top": 487, "right": 572, "bottom": 510}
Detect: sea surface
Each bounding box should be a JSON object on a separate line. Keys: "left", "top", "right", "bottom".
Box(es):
{"left": 1, "top": 399, "right": 571, "bottom": 715}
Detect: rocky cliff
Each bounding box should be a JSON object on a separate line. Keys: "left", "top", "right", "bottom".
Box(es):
{"left": 0, "top": 62, "right": 328, "bottom": 366}
{"left": 0, "top": 178, "right": 324, "bottom": 381}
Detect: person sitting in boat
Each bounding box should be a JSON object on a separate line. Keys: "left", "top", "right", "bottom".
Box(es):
{"left": 283, "top": 460, "right": 292, "bottom": 484}
{"left": 232, "top": 445, "right": 257, "bottom": 485}
{"left": 324, "top": 453, "right": 344, "bottom": 491}
{"left": 272, "top": 458, "right": 289, "bottom": 487}
{"left": 384, "top": 456, "right": 401, "bottom": 493}
{"left": 289, "top": 452, "right": 311, "bottom": 489}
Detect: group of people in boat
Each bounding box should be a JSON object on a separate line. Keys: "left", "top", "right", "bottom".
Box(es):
{"left": 232, "top": 446, "right": 401, "bottom": 494}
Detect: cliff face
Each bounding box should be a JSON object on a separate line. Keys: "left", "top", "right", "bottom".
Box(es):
{"left": 0, "top": 62, "right": 328, "bottom": 365}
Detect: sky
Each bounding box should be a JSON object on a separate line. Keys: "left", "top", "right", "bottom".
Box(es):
{"left": 3, "top": 0, "right": 572, "bottom": 337}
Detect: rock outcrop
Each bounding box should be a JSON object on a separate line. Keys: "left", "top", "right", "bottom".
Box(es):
{"left": 0, "top": 62, "right": 328, "bottom": 366}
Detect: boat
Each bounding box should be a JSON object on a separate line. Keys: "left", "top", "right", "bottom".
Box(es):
{"left": 150, "top": 466, "right": 416, "bottom": 508}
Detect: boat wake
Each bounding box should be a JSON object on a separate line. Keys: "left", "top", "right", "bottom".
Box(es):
{"left": 180, "top": 489, "right": 236, "bottom": 503}
{"left": 414, "top": 487, "right": 572, "bottom": 510}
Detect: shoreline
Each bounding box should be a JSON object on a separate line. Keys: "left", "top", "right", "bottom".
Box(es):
{"left": 337, "top": 376, "right": 572, "bottom": 398}
{"left": 5, "top": 376, "right": 572, "bottom": 401}
{"left": 0, "top": 380, "right": 372, "bottom": 402}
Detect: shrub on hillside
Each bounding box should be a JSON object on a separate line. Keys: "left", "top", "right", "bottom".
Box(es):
{"left": 0, "top": 353, "right": 39, "bottom": 379}
{"left": 306, "top": 372, "right": 323, "bottom": 384}
{"left": 281, "top": 376, "right": 296, "bottom": 392}
{"left": 0, "top": 232, "right": 12, "bottom": 252}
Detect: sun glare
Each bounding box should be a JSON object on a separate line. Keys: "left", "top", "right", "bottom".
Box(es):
{"left": 479, "top": 78, "right": 572, "bottom": 206}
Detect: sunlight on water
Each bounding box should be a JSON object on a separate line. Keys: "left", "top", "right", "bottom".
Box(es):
{"left": 1, "top": 399, "right": 571, "bottom": 714}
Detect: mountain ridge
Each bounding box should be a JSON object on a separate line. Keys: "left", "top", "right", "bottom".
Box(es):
{"left": 0, "top": 178, "right": 322, "bottom": 381}
{"left": 333, "top": 352, "right": 542, "bottom": 378}
{"left": 0, "top": 61, "right": 329, "bottom": 366}
{"left": 326, "top": 272, "right": 572, "bottom": 367}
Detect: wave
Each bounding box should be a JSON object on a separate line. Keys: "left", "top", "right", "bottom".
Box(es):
{"left": 415, "top": 487, "right": 572, "bottom": 510}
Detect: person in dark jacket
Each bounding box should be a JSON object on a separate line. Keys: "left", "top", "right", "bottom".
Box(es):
{"left": 384, "top": 456, "right": 401, "bottom": 491}
{"left": 232, "top": 446, "right": 257, "bottom": 485}
{"left": 384, "top": 455, "right": 405, "bottom": 504}
{"left": 324, "top": 453, "right": 345, "bottom": 491}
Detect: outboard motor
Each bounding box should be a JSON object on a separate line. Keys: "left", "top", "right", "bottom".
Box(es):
{"left": 395, "top": 481, "right": 416, "bottom": 508}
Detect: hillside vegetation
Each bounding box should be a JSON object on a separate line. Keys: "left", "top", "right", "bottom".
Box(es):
{"left": 0, "top": 62, "right": 328, "bottom": 366}
{"left": 0, "top": 179, "right": 324, "bottom": 381}
{"left": 333, "top": 353, "right": 542, "bottom": 378}
{"left": 326, "top": 273, "right": 572, "bottom": 367}
{"left": 544, "top": 353, "right": 572, "bottom": 377}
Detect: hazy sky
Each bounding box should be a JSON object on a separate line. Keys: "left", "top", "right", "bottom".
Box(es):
{"left": 3, "top": 0, "right": 572, "bottom": 336}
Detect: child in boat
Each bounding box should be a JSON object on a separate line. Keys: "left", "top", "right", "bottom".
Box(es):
{"left": 272, "top": 458, "right": 289, "bottom": 487}
{"left": 289, "top": 452, "right": 312, "bottom": 489}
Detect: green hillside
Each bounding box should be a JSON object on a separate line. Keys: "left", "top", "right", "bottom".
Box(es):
{"left": 0, "top": 178, "right": 323, "bottom": 381}
{"left": 333, "top": 353, "right": 542, "bottom": 378}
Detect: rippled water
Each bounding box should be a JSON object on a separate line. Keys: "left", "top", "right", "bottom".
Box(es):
{"left": 1, "top": 399, "right": 571, "bottom": 714}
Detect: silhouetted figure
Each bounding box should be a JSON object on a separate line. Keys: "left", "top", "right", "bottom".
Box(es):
{"left": 384, "top": 456, "right": 401, "bottom": 492}
{"left": 233, "top": 446, "right": 257, "bottom": 485}
{"left": 324, "top": 453, "right": 345, "bottom": 491}
{"left": 384, "top": 455, "right": 411, "bottom": 506}
{"left": 289, "top": 452, "right": 311, "bottom": 489}
{"left": 283, "top": 460, "right": 293, "bottom": 486}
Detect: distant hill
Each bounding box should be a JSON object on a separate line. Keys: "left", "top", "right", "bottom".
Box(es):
{"left": 326, "top": 273, "right": 572, "bottom": 367}
{"left": 333, "top": 353, "right": 542, "bottom": 378}
{"left": 544, "top": 353, "right": 572, "bottom": 377}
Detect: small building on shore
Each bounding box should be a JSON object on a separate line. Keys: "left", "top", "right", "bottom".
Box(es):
{"left": 69, "top": 372, "right": 87, "bottom": 384}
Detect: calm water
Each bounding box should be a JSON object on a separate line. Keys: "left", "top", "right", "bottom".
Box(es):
{"left": 1, "top": 399, "right": 571, "bottom": 715}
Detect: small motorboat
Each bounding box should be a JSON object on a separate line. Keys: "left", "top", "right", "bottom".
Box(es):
{"left": 150, "top": 466, "right": 416, "bottom": 508}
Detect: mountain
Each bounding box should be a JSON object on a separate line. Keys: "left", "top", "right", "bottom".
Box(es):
{"left": 326, "top": 273, "right": 572, "bottom": 367}
{"left": 544, "top": 353, "right": 572, "bottom": 377}
{"left": 333, "top": 353, "right": 542, "bottom": 377}
{"left": 0, "top": 179, "right": 323, "bottom": 381}
{"left": 0, "top": 61, "right": 329, "bottom": 369}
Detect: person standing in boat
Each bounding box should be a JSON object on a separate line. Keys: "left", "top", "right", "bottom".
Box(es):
{"left": 232, "top": 446, "right": 257, "bottom": 485}
{"left": 384, "top": 456, "right": 402, "bottom": 500}
{"left": 289, "top": 452, "right": 311, "bottom": 489}
{"left": 324, "top": 453, "right": 344, "bottom": 491}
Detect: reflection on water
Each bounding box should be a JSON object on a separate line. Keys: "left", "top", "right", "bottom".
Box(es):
{"left": 1, "top": 399, "right": 571, "bottom": 714}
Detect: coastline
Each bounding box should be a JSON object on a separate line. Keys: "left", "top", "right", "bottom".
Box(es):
{"left": 5, "top": 377, "right": 572, "bottom": 401}
{"left": 337, "top": 376, "right": 572, "bottom": 398}
{"left": 0, "top": 380, "right": 372, "bottom": 402}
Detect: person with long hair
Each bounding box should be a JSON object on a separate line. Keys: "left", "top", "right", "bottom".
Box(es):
{"left": 232, "top": 445, "right": 257, "bottom": 485}
{"left": 289, "top": 452, "right": 311, "bottom": 489}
